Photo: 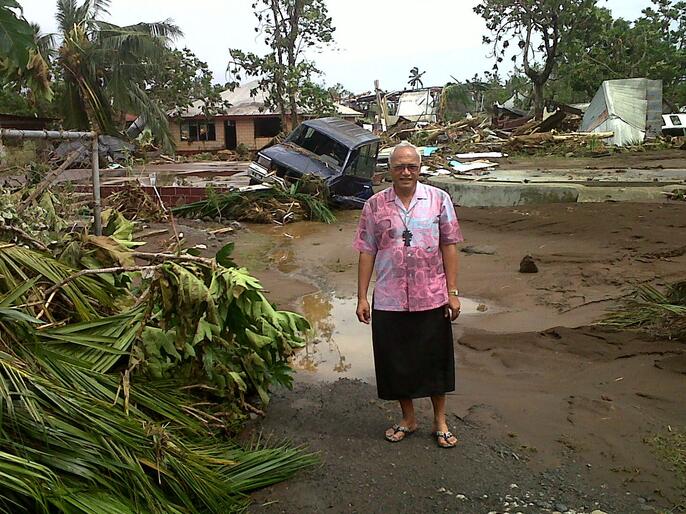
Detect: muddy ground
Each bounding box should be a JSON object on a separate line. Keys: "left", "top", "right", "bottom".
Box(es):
{"left": 145, "top": 198, "right": 686, "bottom": 514}
{"left": 133, "top": 152, "right": 686, "bottom": 514}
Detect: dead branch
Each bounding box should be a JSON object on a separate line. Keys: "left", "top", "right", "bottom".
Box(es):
{"left": 242, "top": 401, "right": 265, "bottom": 417}
{"left": 0, "top": 225, "right": 49, "bottom": 252}
{"left": 132, "top": 251, "right": 214, "bottom": 266}
{"left": 18, "top": 148, "right": 82, "bottom": 213}
{"left": 42, "top": 265, "right": 162, "bottom": 299}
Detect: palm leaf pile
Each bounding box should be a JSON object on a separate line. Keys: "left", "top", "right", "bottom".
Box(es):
{"left": 104, "top": 182, "right": 165, "bottom": 221}
{"left": 0, "top": 211, "right": 317, "bottom": 512}
{"left": 172, "top": 182, "right": 336, "bottom": 225}
{"left": 600, "top": 281, "right": 686, "bottom": 341}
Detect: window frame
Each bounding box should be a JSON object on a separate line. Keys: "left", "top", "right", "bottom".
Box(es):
{"left": 254, "top": 117, "right": 282, "bottom": 138}
{"left": 180, "top": 120, "right": 216, "bottom": 142}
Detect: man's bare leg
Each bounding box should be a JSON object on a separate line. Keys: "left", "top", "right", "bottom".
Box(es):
{"left": 431, "top": 395, "right": 458, "bottom": 447}
{"left": 385, "top": 399, "right": 417, "bottom": 442}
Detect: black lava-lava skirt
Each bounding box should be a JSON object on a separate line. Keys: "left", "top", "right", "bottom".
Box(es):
{"left": 371, "top": 306, "right": 455, "bottom": 400}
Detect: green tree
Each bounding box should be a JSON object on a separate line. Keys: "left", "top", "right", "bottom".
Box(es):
{"left": 553, "top": 0, "right": 686, "bottom": 109}
{"left": 327, "top": 82, "right": 351, "bottom": 103}
{"left": 228, "top": 0, "right": 335, "bottom": 130}
{"left": 637, "top": 0, "right": 686, "bottom": 108}
{"left": 0, "top": 0, "right": 52, "bottom": 100}
{"left": 146, "top": 48, "right": 230, "bottom": 117}
{"left": 475, "top": 0, "right": 597, "bottom": 119}
{"left": 53, "top": 0, "right": 181, "bottom": 150}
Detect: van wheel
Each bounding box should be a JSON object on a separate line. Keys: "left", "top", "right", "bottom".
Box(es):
{"left": 248, "top": 178, "right": 261, "bottom": 185}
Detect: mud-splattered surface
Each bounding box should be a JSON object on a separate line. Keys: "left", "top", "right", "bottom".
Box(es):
{"left": 138, "top": 198, "right": 686, "bottom": 513}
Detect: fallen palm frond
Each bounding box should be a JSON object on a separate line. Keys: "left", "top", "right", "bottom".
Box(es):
{"left": 172, "top": 183, "right": 336, "bottom": 224}
{"left": 599, "top": 281, "right": 686, "bottom": 340}
{"left": 0, "top": 330, "right": 316, "bottom": 513}
{"left": 0, "top": 210, "right": 317, "bottom": 512}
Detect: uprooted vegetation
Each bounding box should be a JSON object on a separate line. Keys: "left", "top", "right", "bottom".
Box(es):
{"left": 173, "top": 178, "right": 336, "bottom": 225}
{"left": 600, "top": 281, "right": 686, "bottom": 341}
{"left": 0, "top": 187, "right": 317, "bottom": 512}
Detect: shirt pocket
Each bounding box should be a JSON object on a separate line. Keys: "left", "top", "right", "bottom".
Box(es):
{"left": 425, "top": 216, "right": 440, "bottom": 251}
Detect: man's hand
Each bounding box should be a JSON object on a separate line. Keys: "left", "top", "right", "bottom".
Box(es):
{"left": 445, "top": 296, "right": 461, "bottom": 321}
{"left": 356, "top": 298, "right": 371, "bottom": 324}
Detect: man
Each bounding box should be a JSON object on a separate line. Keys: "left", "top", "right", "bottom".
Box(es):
{"left": 353, "top": 141, "right": 463, "bottom": 448}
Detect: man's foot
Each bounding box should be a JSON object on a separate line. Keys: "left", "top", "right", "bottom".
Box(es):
{"left": 434, "top": 430, "right": 458, "bottom": 448}
{"left": 384, "top": 423, "right": 417, "bottom": 442}
{"left": 432, "top": 422, "right": 458, "bottom": 448}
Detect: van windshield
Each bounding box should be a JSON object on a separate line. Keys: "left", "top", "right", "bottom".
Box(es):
{"left": 287, "top": 125, "right": 349, "bottom": 168}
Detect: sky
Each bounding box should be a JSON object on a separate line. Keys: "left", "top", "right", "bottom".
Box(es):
{"left": 19, "top": 0, "right": 654, "bottom": 94}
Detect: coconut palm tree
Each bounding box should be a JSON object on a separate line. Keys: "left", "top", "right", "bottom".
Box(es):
{"left": 407, "top": 66, "right": 425, "bottom": 89}
{"left": 54, "top": 0, "right": 182, "bottom": 150}
{"left": 0, "top": 1, "right": 52, "bottom": 99}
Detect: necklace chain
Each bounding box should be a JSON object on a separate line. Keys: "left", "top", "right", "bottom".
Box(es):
{"left": 396, "top": 201, "right": 416, "bottom": 247}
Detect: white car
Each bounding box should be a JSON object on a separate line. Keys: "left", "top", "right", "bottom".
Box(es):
{"left": 662, "top": 113, "right": 686, "bottom": 136}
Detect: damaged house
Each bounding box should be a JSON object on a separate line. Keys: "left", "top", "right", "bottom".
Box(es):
{"left": 580, "top": 78, "right": 663, "bottom": 146}
{"left": 169, "top": 81, "right": 362, "bottom": 154}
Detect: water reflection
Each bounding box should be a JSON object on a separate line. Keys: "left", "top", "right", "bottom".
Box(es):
{"left": 290, "top": 294, "right": 374, "bottom": 381}
{"left": 291, "top": 293, "right": 495, "bottom": 382}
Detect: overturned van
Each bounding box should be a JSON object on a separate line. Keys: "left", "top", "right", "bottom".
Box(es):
{"left": 248, "top": 117, "right": 380, "bottom": 207}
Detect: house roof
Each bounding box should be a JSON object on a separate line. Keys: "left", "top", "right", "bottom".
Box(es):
{"left": 0, "top": 113, "right": 55, "bottom": 130}
{"left": 177, "top": 80, "right": 362, "bottom": 118}
{"left": 300, "top": 117, "right": 380, "bottom": 148}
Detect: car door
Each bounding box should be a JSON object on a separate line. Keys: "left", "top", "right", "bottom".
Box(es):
{"left": 329, "top": 142, "right": 379, "bottom": 200}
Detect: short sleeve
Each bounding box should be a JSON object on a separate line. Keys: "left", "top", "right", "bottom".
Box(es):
{"left": 353, "top": 200, "right": 378, "bottom": 255}
{"left": 438, "top": 192, "right": 463, "bottom": 245}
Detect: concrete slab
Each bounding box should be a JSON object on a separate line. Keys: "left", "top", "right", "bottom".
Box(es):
{"left": 427, "top": 176, "right": 684, "bottom": 207}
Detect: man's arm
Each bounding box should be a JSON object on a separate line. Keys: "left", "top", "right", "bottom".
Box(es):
{"left": 356, "top": 252, "right": 375, "bottom": 324}
{"left": 440, "top": 243, "right": 460, "bottom": 320}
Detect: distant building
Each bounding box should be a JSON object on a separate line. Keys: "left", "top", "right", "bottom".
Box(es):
{"left": 169, "top": 81, "right": 362, "bottom": 154}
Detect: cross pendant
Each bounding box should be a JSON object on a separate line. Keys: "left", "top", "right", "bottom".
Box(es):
{"left": 402, "top": 229, "right": 413, "bottom": 247}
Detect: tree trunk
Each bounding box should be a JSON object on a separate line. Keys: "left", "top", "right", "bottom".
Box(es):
{"left": 269, "top": 0, "right": 289, "bottom": 131}
{"left": 286, "top": 0, "right": 302, "bottom": 130}
{"left": 532, "top": 80, "right": 545, "bottom": 120}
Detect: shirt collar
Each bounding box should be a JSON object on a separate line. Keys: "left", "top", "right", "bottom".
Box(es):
{"left": 386, "top": 182, "right": 428, "bottom": 210}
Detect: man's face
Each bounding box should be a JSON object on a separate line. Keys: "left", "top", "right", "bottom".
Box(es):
{"left": 389, "top": 147, "right": 420, "bottom": 194}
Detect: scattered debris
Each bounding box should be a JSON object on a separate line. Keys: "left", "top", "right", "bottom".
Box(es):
{"left": 104, "top": 182, "right": 165, "bottom": 220}
{"left": 663, "top": 189, "right": 686, "bottom": 201}
{"left": 601, "top": 281, "right": 686, "bottom": 340}
{"left": 172, "top": 184, "right": 336, "bottom": 224}
{"left": 0, "top": 180, "right": 317, "bottom": 511}
{"left": 519, "top": 255, "right": 539, "bottom": 273}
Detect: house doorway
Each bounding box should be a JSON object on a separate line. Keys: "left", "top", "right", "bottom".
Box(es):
{"left": 224, "top": 120, "right": 237, "bottom": 150}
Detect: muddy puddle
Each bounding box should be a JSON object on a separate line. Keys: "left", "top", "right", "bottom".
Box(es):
{"left": 290, "top": 292, "right": 497, "bottom": 382}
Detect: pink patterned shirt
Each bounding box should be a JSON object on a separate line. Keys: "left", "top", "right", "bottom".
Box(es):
{"left": 353, "top": 183, "right": 463, "bottom": 312}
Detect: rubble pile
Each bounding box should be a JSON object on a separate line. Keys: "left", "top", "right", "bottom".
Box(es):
{"left": 104, "top": 182, "right": 165, "bottom": 221}
{"left": 172, "top": 185, "right": 336, "bottom": 225}
{"left": 379, "top": 110, "right": 621, "bottom": 179}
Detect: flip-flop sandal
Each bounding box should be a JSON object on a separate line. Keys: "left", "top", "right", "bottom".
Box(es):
{"left": 385, "top": 424, "right": 416, "bottom": 443}
{"left": 434, "top": 430, "right": 458, "bottom": 448}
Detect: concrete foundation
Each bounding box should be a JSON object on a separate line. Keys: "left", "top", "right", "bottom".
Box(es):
{"left": 427, "top": 171, "right": 686, "bottom": 207}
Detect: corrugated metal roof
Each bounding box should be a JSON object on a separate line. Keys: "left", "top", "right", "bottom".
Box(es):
{"left": 176, "top": 80, "right": 362, "bottom": 118}
{"left": 300, "top": 117, "right": 379, "bottom": 148}
{"left": 580, "top": 78, "right": 662, "bottom": 146}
